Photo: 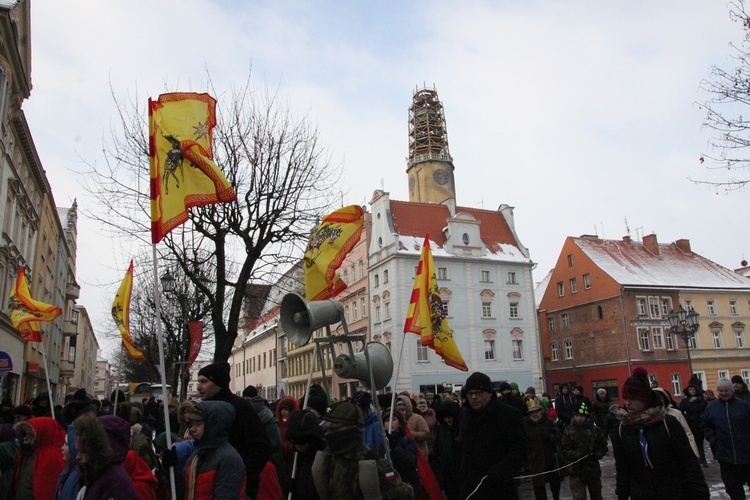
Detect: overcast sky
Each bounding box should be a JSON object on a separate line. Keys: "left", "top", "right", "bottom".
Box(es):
{"left": 23, "top": 1, "right": 750, "bottom": 356}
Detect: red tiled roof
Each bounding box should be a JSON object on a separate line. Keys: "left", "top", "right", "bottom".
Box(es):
{"left": 389, "top": 200, "right": 521, "bottom": 253}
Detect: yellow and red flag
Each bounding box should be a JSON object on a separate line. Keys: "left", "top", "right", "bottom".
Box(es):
{"left": 112, "top": 260, "right": 145, "bottom": 361}
{"left": 404, "top": 236, "right": 468, "bottom": 371}
{"left": 304, "top": 205, "right": 364, "bottom": 301}
{"left": 8, "top": 267, "right": 62, "bottom": 342}
{"left": 149, "top": 92, "right": 237, "bottom": 244}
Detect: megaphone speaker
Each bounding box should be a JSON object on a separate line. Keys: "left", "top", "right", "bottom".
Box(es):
{"left": 334, "top": 341, "right": 393, "bottom": 390}
{"left": 280, "top": 293, "right": 345, "bottom": 347}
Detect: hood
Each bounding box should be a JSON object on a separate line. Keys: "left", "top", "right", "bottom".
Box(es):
{"left": 397, "top": 395, "right": 414, "bottom": 418}
{"left": 435, "top": 399, "right": 460, "bottom": 424}
{"left": 26, "top": 416, "right": 65, "bottom": 449}
{"left": 276, "top": 397, "right": 299, "bottom": 422}
{"left": 123, "top": 449, "right": 159, "bottom": 485}
{"left": 195, "top": 400, "right": 234, "bottom": 450}
{"left": 100, "top": 415, "right": 132, "bottom": 463}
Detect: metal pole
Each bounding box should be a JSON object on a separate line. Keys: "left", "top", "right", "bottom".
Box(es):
{"left": 179, "top": 294, "right": 189, "bottom": 402}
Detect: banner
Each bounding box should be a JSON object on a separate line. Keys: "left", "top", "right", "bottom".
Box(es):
{"left": 111, "top": 260, "right": 145, "bottom": 361}
{"left": 304, "top": 205, "right": 364, "bottom": 301}
{"left": 404, "top": 236, "right": 468, "bottom": 371}
{"left": 8, "top": 267, "right": 61, "bottom": 342}
{"left": 149, "top": 92, "right": 237, "bottom": 244}
{"left": 186, "top": 320, "right": 203, "bottom": 369}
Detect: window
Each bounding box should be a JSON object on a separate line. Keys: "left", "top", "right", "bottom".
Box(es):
{"left": 416, "top": 338, "right": 429, "bottom": 362}
{"left": 671, "top": 373, "right": 681, "bottom": 396}
{"left": 638, "top": 327, "right": 651, "bottom": 351}
{"left": 352, "top": 301, "right": 358, "bottom": 320}
{"left": 383, "top": 270, "right": 389, "bottom": 283}
{"left": 649, "top": 297, "right": 661, "bottom": 318}
{"left": 507, "top": 271, "right": 517, "bottom": 284}
{"left": 660, "top": 298, "right": 672, "bottom": 317}
{"left": 350, "top": 264, "right": 355, "bottom": 280}
{"left": 597, "top": 305, "right": 604, "bottom": 319}
{"left": 636, "top": 297, "right": 647, "bottom": 316}
{"left": 384, "top": 302, "right": 391, "bottom": 320}
{"left": 652, "top": 327, "right": 664, "bottom": 349}
{"left": 374, "top": 274, "right": 379, "bottom": 287}
{"left": 548, "top": 316, "right": 556, "bottom": 332}
{"left": 342, "top": 269, "right": 348, "bottom": 283}
{"left": 375, "top": 306, "right": 381, "bottom": 323}
{"left": 481, "top": 301, "right": 493, "bottom": 318}
{"left": 480, "top": 270, "right": 491, "bottom": 283}
{"left": 512, "top": 339, "right": 524, "bottom": 360}
{"left": 742, "top": 370, "right": 750, "bottom": 386}
{"left": 437, "top": 267, "right": 448, "bottom": 280}
{"left": 570, "top": 278, "right": 578, "bottom": 294}
{"left": 712, "top": 328, "right": 722, "bottom": 348}
{"left": 684, "top": 299, "right": 694, "bottom": 312}
{"left": 557, "top": 282, "right": 565, "bottom": 297}
{"left": 730, "top": 300, "right": 739, "bottom": 316}
{"left": 567, "top": 254, "right": 574, "bottom": 266}
{"left": 707, "top": 300, "right": 717, "bottom": 316}
{"left": 358, "top": 260, "right": 364, "bottom": 280}
{"left": 564, "top": 340, "right": 573, "bottom": 359}
{"left": 344, "top": 305, "right": 350, "bottom": 322}
{"left": 442, "top": 300, "right": 450, "bottom": 317}
{"left": 484, "top": 339, "right": 496, "bottom": 361}
{"left": 718, "top": 369, "right": 730, "bottom": 380}
{"left": 687, "top": 332, "right": 697, "bottom": 349}
{"left": 551, "top": 342, "right": 559, "bottom": 361}
{"left": 360, "top": 297, "right": 366, "bottom": 318}
{"left": 509, "top": 302, "right": 519, "bottom": 319}
{"left": 561, "top": 313, "right": 569, "bottom": 329}
{"left": 735, "top": 326, "right": 745, "bottom": 348}
{"left": 583, "top": 273, "right": 591, "bottom": 289}
{"left": 71, "top": 308, "right": 80, "bottom": 324}
{"left": 666, "top": 331, "right": 676, "bottom": 350}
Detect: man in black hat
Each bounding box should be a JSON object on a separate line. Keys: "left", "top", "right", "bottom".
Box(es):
{"left": 197, "top": 361, "right": 272, "bottom": 499}
{"left": 459, "top": 371, "right": 525, "bottom": 500}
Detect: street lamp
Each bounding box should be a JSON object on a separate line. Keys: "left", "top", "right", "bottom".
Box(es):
{"left": 667, "top": 305, "right": 700, "bottom": 377}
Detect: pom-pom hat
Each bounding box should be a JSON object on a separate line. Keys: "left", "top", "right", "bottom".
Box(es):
{"left": 622, "top": 366, "right": 655, "bottom": 404}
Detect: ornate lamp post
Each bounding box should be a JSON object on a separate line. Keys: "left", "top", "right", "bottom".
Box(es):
{"left": 667, "top": 305, "right": 700, "bottom": 377}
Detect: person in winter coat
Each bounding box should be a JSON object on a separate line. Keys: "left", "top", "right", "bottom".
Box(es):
{"left": 416, "top": 395, "right": 438, "bottom": 457}
{"left": 353, "top": 391, "right": 384, "bottom": 453}
{"left": 499, "top": 381, "right": 527, "bottom": 414}
{"left": 285, "top": 408, "right": 325, "bottom": 500}
{"left": 611, "top": 366, "right": 709, "bottom": 500}
{"left": 74, "top": 413, "right": 137, "bottom": 500}
{"left": 459, "top": 371, "right": 526, "bottom": 500}
{"left": 701, "top": 378, "right": 750, "bottom": 499}
{"left": 435, "top": 399, "right": 461, "bottom": 500}
{"left": 381, "top": 409, "right": 420, "bottom": 496}
{"left": 679, "top": 377, "right": 709, "bottom": 466}
{"left": 592, "top": 388, "right": 614, "bottom": 436}
{"left": 396, "top": 394, "right": 430, "bottom": 460}
{"left": 731, "top": 375, "right": 750, "bottom": 402}
{"left": 123, "top": 449, "right": 159, "bottom": 500}
{"left": 523, "top": 399, "right": 562, "bottom": 500}
{"left": 184, "top": 400, "right": 246, "bottom": 499}
{"left": 276, "top": 396, "right": 300, "bottom": 469}
{"left": 561, "top": 401, "right": 607, "bottom": 500}
{"left": 652, "top": 387, "right": 701, "bottom": 459}
{"left": 54, "top": 426, "right": 81, "bottom": 500}
{"left": 7, "top": 416, "right": 66, "bottom": 500}
{"left": 555, "top": 383, "right": 575, "bottom": 426}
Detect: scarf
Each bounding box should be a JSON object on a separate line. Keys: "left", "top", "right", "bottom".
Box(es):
{"left": 187, "top": 454, "right": 199, "bottom": 500}
{"left": 613, "top": 404, "right": 666, "bottom": 468}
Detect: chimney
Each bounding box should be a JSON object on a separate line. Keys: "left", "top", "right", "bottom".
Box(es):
{"left": 643, "top": 234, "right": 659, "bottom": 256}
{"left": 622, "top": 235, "right": 631, "bottom": 245}
{"left": 675, "top": 239, "right": 691, "bottom": 253}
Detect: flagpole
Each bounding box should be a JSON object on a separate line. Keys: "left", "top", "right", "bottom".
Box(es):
{"left": 388, "top": 331, "right": 408, "bottom": 434}
{"left": 37, "top": 339, "right": 55, "bottom": 415}
{"left": 152, "top": 245, "right": 177, "bottom": 500}
{"left": 113, "top": 343, "right": 125, "bottom": 415}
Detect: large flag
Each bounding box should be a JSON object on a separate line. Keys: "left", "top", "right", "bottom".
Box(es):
{"left": 8, "top": 267, "right": 62, "bottom": 342}
{"left": 149, "top": 92, "right": 237, "bottom": 244}
{"left": 404, "top": 236, "right": 468, "bottom": 371}
{"left": 111, "top": 260, "right": 145, "bottom": 361}
{"left": 304, "top": 205, "right": 365, "bottom": 301}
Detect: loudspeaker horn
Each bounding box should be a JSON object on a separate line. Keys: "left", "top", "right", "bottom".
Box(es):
{"left": 280, "top": 293, "right": 345, "bottom": 347}
{"left": 333, "top": 341, "right": 393, "bottom": 390}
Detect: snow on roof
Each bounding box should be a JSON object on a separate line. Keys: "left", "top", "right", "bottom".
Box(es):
{"left": 534, "top": 269, "right": 553, "bottom": 307}
{"left": 574, "top": 237, "right": 750, "bottom": 289}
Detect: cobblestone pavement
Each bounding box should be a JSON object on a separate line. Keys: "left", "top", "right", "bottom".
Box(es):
{"left": 516, "top": 442, "right": 749, "bottom": 499}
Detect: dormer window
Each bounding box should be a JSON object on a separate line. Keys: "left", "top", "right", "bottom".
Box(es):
{"left": 462, "top": 233, "right": 469, "bottom": 245}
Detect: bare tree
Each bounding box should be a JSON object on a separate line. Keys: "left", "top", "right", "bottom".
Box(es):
{"left": 695, "top": 1, "right": 750, "bottom": 191}
{"left": 83, "top": 75, "right": 342, "bottom": 363}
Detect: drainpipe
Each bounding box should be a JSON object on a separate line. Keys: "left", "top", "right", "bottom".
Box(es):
{"left": 619, "top": 287, "right": 632, "bottom": 374}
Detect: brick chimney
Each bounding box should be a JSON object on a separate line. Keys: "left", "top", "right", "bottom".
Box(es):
{"left": 675, "top": 239, "right": 691, "bottom": 253}
{"left": 643, "top": 234, "right": 659, "bottom": 256}
{"left": 622, "top": 235, "right": 631, "bottom": 245}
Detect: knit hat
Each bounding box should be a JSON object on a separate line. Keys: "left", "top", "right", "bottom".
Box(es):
{"left": 198, "top": 362, "right": 231, "bottom": 389}
{"left": 597, "top": 388, "right": 607, "bottom": 396}
{"left": 687, "top": 375, "right": 703, "bottom": 391}
{"left": 731, "top": 375, "right": 745, "bottom": 386}
{"left": 717, "top": 378, "right": 734, "bottom": 393}
{"left": 622, "top": 366, "right": 655, "bottom": 404}
{"left": 286, "top": 408, "right": 324, "bottom": 445}
{"left": 323, "top": 401, "right": 364, "bottom": 428}
{"left": 242, "top": 385, "right": 258, "bottom": 398}
{"left": 278, "top": 399, "right": 295, "bottom": 412}
{"left": 464, "top": 372, "right": 493, "bottom": 393}
{"left": 704, "top": 389, "right": 714, "bottom": 395}
{"left": 498, "top": 382, "right": 512, "bottom": 393}
{"left": 509, "top": 382, "right": 519, "bottom": 391}
{"left": 525, "top": 386, "right": 536, "bottom": 395}
{"left": 574, "top": 400, "right": 589, "bottom": 416}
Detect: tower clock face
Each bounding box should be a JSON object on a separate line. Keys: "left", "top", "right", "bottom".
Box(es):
{"left": 433, "top": 168, "right": 450, "bottom": 185}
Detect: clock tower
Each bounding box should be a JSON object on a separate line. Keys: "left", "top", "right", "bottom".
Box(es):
{"left": 406, "top": 87, "right": 456, "bottom": 213}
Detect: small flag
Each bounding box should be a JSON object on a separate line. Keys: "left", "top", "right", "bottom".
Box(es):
{"left": 8, "top": 267, "right": 61, "bottom": 342}
{"left": 404, "top": 236, "right": 468, "bottom": 371}
{"left": 304, "top": 205, "right": 364, "bottom": 301}
{"left": 149, "top": 92, "right": 237, "bottom": 244}
{"left": 186, "top": 321, "right": 203, "bottom": 369}
{"left": 112, "top": 261, "right": 145, "bottom": 361}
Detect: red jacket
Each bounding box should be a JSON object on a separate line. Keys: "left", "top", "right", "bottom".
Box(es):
{"left": 123, "top": 450, "right": 158, "bottom": 500}
{"left": 9, "top": 417, "right": 65, "bottom": 500}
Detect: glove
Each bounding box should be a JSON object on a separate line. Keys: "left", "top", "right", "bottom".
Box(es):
{"left": 161, "top": 447, "right": 178, "bottom": 468}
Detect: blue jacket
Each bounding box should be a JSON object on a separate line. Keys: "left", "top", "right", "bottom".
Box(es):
{"left": 363, "top": 410, "right": 384, "bottom": 452}
{"left": 701, "top": 396, "right": 750, "bottom": 465}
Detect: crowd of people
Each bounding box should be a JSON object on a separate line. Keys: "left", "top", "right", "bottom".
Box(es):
{"left": 0, "top": 363, "right": 749, "bottom": 499}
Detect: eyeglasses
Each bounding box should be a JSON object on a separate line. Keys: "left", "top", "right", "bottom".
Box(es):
{"left": 466, "top": 390, "right": 485, "bottom": 398}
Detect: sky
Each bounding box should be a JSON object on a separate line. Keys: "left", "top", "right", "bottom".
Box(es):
{"left": 22, "top": 1, "right": 750, "bottom": 357}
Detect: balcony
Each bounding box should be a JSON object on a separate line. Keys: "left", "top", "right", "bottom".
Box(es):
{"left": 63, "top": 320, "right": 78, "bottom": 337}
{"left": 66, "top": 283, "right": 80, "bottom": 300}
{"left": 60, "top": 359, "right": 75, "bottom": 376}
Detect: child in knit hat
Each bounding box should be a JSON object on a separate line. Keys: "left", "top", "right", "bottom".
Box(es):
{"left": 561, "top": 401, "right": 607, "bottom": 500}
